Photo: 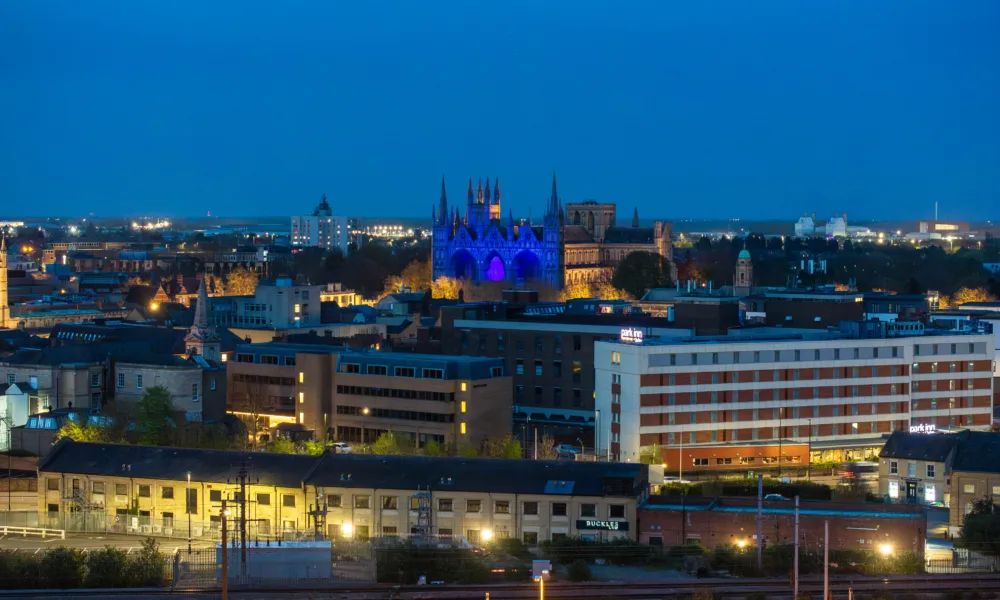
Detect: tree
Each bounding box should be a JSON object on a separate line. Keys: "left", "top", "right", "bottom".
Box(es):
{"left": 611, "top": 251, "right": 674, "bottom": 299}
{"left": 55, "top": 420, "right": 114, "bottom": 443}
{"left": 265, "top": 437, "right": 296, "bottom": 454}
{"left": 594, "top": 281, "right": 633, "bottom": 301}
{"left": 128, "top": 386, "right": 175, "bottom": 446}
{"left": 950, "top": 287, "right": 998, "bottom": 307}
{"left": 537, "top": 433, "right": 558, "bottom": 460}
{"left": 957, "top": 497, "right": 1000, "bottom": 555}
{"left": 483, "top": 434, "right": 523, "bottom": 459}
{"left": 400, "top": 259, "right": 432, "bottom": 292}
{"left": 226, "top": 266, "right": 259, "bottom": 296}
{"left": 639, "top": 443, "right": 661, "bottom": 465}
{"left": 233, "top": 380, "right": 273, "bottom": 448}
{"left": 431, "top": 276, "right": 462, "bottom": 299}
{"left": 371, "top": 431, "right": 402, "bottom": 455}
{"left": 422, "top": 439, "right": 445, "bottom": 457}
{"left": 301, "top": 440, "right": 326, "bottom": 456}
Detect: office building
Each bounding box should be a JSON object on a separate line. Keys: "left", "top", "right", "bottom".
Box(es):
{"left": 596, "top": 320, "right": 995, "bottom": 467}
{"left": 291, "top": 195, "right": 349, "bottom": 255}
{"left": 227, "top": 342, "right": 511, "bottom": 448}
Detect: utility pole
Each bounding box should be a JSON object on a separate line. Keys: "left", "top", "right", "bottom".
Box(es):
{"left": 186, "top": 472, "right": 192, "bottom": 554}
{"left": 756, "top": 474, "right": 763, "bottom": 572}
{"left": 221, "top": 500, "right": 229, "bottom": 600}
{"left": 533, "top": 427, "right": 538, "bottom": 460}
{"left": 823, "top": 519, "right": 830, "bottom": 600}
{"left": 238, "top": 464, "right": 248, "bottom": 577}
{"left": 778, "top": 408, "right": 783, "bottom": 479}
{"left": 793, "top": 496, "right": 799, "bottom": 599}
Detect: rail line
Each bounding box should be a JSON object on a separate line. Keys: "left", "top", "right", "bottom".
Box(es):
{"left": 2, "top": 574, "right": 999, "bottom": 599}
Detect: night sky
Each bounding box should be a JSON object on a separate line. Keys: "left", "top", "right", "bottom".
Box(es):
{"left": 2, "top": 1, "right": 998, "bottom": 219}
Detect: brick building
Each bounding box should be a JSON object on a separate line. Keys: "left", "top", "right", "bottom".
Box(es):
{"left": 638, "top": 496, "right": 926, "bottom": 553}
{"left": 596, "top": 320, "right": 995, "bottom": 468}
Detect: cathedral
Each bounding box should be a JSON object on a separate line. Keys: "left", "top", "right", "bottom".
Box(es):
{"left": 431, "top": 175, "right": 673, "bottom": 289}
{"left": 431, "top": 175, "right": 564, "bottom": 288}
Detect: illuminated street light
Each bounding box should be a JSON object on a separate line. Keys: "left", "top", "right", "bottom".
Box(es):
{"left": 737, "top": 539, "right": 747, "bottom": 549}
{"left": 341, "top": 523, "right": 354, "bottom": 538}
{"left": 481, "top": 528, "right": 493, "bottom": 542}
{"left": 878, "top": 543, "right": 893, "bottom": 557}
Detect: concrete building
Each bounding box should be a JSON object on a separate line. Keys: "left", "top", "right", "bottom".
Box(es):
{"left": 595, "top": 321, "right": 995, "bottom": 467}
{"left": 227, "top": 342, "right": 511, "bottom": 448}
{"left": 37, "top": 441, "right": 648, "bottom": 543}
{"left": 291, "top": 196, "right": 349, "bottom": 255}
{"left": 209, "top": 278, "right": 323, "bottom": 329}
{"left": 741, "top": 291, "right": 865, "bottom": 329}
{"left": 639, "top": 496, "right": 925, "bottom": 552}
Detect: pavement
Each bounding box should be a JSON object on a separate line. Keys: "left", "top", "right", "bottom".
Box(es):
{"left": 0, "top": 532, "right": 215, "bottom": 552}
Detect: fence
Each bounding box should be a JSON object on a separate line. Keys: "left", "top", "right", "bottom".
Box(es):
{"left": 174, "top": 541, "right": 375, "bottom": 588}
{"left": 0, "top": 511, "right": 39, "bottom": 528}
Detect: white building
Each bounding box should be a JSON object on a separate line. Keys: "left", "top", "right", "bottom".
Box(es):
{"left": 594, "top": 323, "right": 995, "bottom": 464}
{"left": 291, "top": 195, "right": 349, "bottom": 255}
{"left": 794, "top": 215, "right": 815, "bottom": 237}
{"left": 211, "top": 278, "right": 323, "bottom": 329}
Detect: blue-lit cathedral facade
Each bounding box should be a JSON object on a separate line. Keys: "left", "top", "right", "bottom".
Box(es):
{"left": 432, "top": 175, "right": 565, "bottom": 287}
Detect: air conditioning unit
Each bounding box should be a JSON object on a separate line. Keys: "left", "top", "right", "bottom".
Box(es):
{"left": 141, "top": 525, "right": 151, "bottom": 534}
{"left": 164, "top": 527, "right": 173, "bottom": 536}
{"left": 151, "top": 525, "right": 162, "bottom": 534}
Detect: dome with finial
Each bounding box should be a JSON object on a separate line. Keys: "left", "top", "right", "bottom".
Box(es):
{"left": 738, "top": 249, "right": 751, "bottom": 260}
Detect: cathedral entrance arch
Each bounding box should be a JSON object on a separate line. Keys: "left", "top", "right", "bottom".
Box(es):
{"left": 512, "top": 251, "right": 542, "bottom": 281}
{"left": 485, "top": 254, "right": 506, "bottom": 282}
{"left": 450, "top": 250, "right": 477, "bottom": 280}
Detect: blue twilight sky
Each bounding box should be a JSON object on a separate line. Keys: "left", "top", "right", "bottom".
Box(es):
{"left": 1, "top": 1, "right": 998, "bottom": 220}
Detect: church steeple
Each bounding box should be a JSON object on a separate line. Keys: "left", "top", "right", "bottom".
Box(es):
{"left": 507, "top": 208, "right": 515, "bottom": 241}
{"left": 437, "top": 176, "right": 448, "bottom": 226}
{"left": 466, "top": 178, "right": 474, "bottom": 205}
{"left": 185, "top": 273, "right": 220, "bottom": 361}
{"left": 476, "top": 179, "right": 484, "bottom": 204}
{"left": 546, "top": 172, "right": 560, "bottom": 218}
{"left": 493, "top": 178, "right": 501, "bottom": 204}
{"left": 484, "top": 178, "right": 491, "bottom": 206}
{"left": 632, "top": 207, "right": 639, "bottom": 228}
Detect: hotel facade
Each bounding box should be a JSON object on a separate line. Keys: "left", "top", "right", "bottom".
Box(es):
{"left": 595, "top": 322, "right": 995, "bottom": 469}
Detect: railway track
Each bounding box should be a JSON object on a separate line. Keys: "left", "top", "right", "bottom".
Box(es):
{"left": 3, "top": 574, "right": 999, "bottom": 599}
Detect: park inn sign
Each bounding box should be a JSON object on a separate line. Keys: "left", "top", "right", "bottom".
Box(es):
{"left": 576, "top": 519, "right": 630, "bottom": 531}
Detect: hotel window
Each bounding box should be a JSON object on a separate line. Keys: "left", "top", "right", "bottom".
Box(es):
{"left": 382, "top": 496, "right": 398, "bottom": 510}
{"left": 668, "top": 394, "right": 676, "bottom": 406}
{"left": 690, "top": 393, "right": 696, "bottom": 405}
{"left": 926, "top": 464, "right": 935, "bottom": 478}
{"left": 460, "top": 382, "right": 468, "bottom": 392}
{"left": 753, "top": 371, "right": 760, "bottom": 382}
{"left": 812, "top": 406, "right": 819, "bottom": 418}
{"left": 460, "top": 422, "right": 467, "bottom": 435}
{"left": 794, "top": 350, "right": 801, "bottom": 361}
{"left": 611, "top": 352, "right": 621, "bottom": 365}
{"left": 712, "top": 373, "right": 718, "bottom": 384}
{"left": 753, "top": 391, "right": 759, "bottom": 402}
{"left": 495, "top": 500, "right": 510, "bottom": 514}
{"left": 552, "top": 503, "right": 567, "bottom": 516}
{"left": 693, "top": 458, "right": 709, "bottom": 466}
{"left": 712, "top": 353, "right": 719, "bottom": 365}
{"left": 466, "top": 500, "right": 482, "bottom": 513}
{"left": 342, "top": 363, "right": 361, "bottom": 374}
{"left": 753, "top": 351, "right": 760, "bottom": 362}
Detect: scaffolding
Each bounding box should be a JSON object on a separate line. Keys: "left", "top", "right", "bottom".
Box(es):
{"left": 410, "top": 486, "right": 432, "bottom": 538}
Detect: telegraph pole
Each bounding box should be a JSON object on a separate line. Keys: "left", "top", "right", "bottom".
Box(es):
{"left": 793, "top": 496, "right": 800, "bottom": 599}
{"left": 756, "top": 474, "right": 763, "bottom": 572}
{"left": 823, "top": 519, "right": 830, "bottom": 600}
{"left": 238, "top": 463, "right": 248, "bottom": 577}
{"left": 221, "top": 500, "right": 229, "bottom": 600}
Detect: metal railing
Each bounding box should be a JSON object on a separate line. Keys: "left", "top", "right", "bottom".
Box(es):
{"left": 0, "top": 525, "right": 65, "bottom": 539}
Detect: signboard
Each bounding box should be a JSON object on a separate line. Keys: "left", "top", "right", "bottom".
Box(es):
{"left": 619, "top": 328, "right": 644, "bottom": 344}
{"left": 909, "top": 423, "right": 936, "bottom": 434}
{"left": 576, "top": 519, "right": 629, "bottom": 532}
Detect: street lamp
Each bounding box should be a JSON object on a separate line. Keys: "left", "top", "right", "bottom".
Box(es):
{"left": 186, "top": 472, "right": 192, "bottom": 554}
{"left": 481, "top": 528, "right": 493, "bottom": 543}
{"left": 535, "top": 570, "right": 548, "bottom": 600}
{"left": 576, "top": 438, "right": 585, "bottom": 459}
{"left": 878, "top": 543, "right": 893, "bottom": 557}
{"left": 341, "top": 523, "right": 354, "bottom": 539}
{"left": 737, "top": 539, "right": 747, "bottom": 550}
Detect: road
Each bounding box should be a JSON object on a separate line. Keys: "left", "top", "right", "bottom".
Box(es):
{"left": 0, "top": 532, "right": 215, "bottom": 552}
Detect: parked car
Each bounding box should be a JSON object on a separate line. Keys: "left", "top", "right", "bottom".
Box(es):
{"left": 331, "top": 442, "right": 353, "bottom": 454}
{"left": 553, "top": 443, "right": 580, "bottom": 457}
{"left": 764, "top": 494, "right": 788, "bottom": 501}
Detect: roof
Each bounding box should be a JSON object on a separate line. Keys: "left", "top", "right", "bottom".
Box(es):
{"left": 562, "top": 226, "right": 596, "bottom": 243}
{"left": 603, "top": 227, "right": 656, "bottom": 244}
{"left": 950, "top": 430, "right": 1000, "bottom": 474}
{"left": 304, "top": 454, "right": 647, "bottom": 497}
{"left": 878, "top": 431, "right": 959, "bottom": 463}
{"left": 38, "top": 440, "right": 316, "bottom": 489}
{"left": 49, "top": 322, "right": 243, "bottom": 354}
{"left": 738, "top": 249, "right": 751, "bottom": 259}
{"left": 0, "top": 342, "right": 196, "bottom": 368}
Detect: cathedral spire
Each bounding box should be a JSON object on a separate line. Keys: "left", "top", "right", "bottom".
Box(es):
{"left": 632, "top": 207, "right": 639, "bottom": 228}
{"left": 476, "top": 179, "right": 484, "bottom": 204}
{"left": 547, "top": 172, "right": 560, "bottom": 218}
{"left": 431, "top": 205, "right": 436, "bottom": 226}
{"left": 467, "top": 178, "right": 474, "bottom": 205}
{"left": 438, "top": 176, "right": 448, "bottom": 225}
{"left": 494, "top": 177, "right": 500, "bottom": 205}
{"left": 484, "top": 178, "right": 491, "bottom": 205}
{"left": 507, "top": 208, "right": 515, "bottom": 240}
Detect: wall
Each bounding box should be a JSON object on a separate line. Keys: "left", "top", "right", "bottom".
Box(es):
{"left": 114, "top": 363, "right": 203, "bottom": 420}
{"left": 949, "top": 471, "right": 1000, "bottom": 530}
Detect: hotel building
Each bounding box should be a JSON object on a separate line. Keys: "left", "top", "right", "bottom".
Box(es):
{"left": 595, "top": 321, "right": 995, "bottom": 469}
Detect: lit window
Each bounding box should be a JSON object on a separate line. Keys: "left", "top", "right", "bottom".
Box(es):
{"left": 299, "top": 392, "right": 304, "bottom": 404}
{"left": 611, "top": 351, "right": 621, "bottom": 365}
{"left": 460, "top": 401, "right": 467, "bottom": 413}
{"left": 461, "top": 382, "right": 467, "bottom": 392}
{"left": 888, "top": 481, "right": 899, "bottom": 499}
{"left": 294, "top": 303, "right": 301, "bottom": 313}
{"left": 299, "top": 412, "right": 304, "bottom": 424}
{"left": 460, "top": 422, "right": 467, "bottom": 435}
{"left": 299, "top": 372, "right": 304, "bottom": 383}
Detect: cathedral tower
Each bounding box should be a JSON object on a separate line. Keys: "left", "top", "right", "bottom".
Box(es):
{"left": 735, "top": 249, "right": 753, "bottom": 297}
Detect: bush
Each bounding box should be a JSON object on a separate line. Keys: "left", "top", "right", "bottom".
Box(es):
{"left": 0, "top": 551, "right": 41, "bottom": 589}
{"left": 84, "top": 547, "right": 130, "bottom": 588}
{"left": 130, "top": 538, "right": 168, "bottom": 587}
{"left": 40, "top": 547, "right": 85, "bottom": 589}
{"left": 567, "top": 559, "right": 592, "bottom": 582}
{"left": 492, "top": 537, "right": 530, "bottom": 558}
{"left": 747, "top": 593, "right": 768, "bottom": 600}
